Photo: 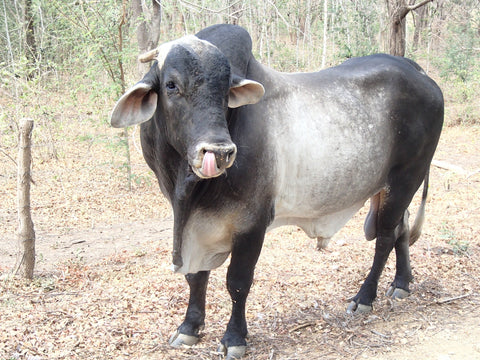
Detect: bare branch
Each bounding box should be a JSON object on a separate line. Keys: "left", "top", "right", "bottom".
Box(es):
{"left": 266, "top": 0, "right": 304, "bottom": 36}
{"left": 432, "top": 160, "right": 467, "bottom": 175}
{"left": 178, "top": 0, "right": 243, "bottom": 19}
{"left": 407, "top": 0, "right": 434, "bottom": 12}
{"left": 436, "top": 293, "right": 472, "bottom": 304}
{"left": 0, "top": 147, "right": 17, "bottom": 166}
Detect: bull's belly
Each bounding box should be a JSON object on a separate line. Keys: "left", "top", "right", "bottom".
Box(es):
{"left": 268, "top": 104, "right": 390, "bottom": 239}
{"left": 269, "top": 200, "right": 367, "bottom": 239}
{"left": 271, "top": 164, "right": 385, "bottom": 240}
{"left": 271, "top": 139, "right": 387, "bottom": 240}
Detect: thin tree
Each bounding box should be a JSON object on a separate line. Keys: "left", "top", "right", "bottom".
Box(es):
{"left": 14, "top": 119, "right": 36, "bottom": 280}
{"left": 132, "top": 0, "right": 161, "bottom": 76}
{"left": 412, "top": 3, "right": 428, "bottom": 51}
{"left": 386, "top": 0, "right": 433, "bottom": 56}
{"left": 24, "top": 0, "right": 37, "bottom": 79}
{"left": 321, "top": 0, "right": 328, "bottom": 68}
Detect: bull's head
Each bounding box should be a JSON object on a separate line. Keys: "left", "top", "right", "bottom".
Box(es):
{"left": 110, "top": 36, "right": 264, "bottom": 179}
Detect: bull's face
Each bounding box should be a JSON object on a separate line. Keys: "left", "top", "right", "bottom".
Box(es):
{"left": 111, "top": 36, "right": 264, "bottom": 179}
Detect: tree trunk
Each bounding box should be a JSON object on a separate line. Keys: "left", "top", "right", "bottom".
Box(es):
{"left": 412, "top": 4, "right": 427, "bottom": 51}
{"left": 227, "top": 0, "right": 243, "bottom": 25}
{"left": 14, "top": 118, "right": 35, "bottom": 280}
{"left": 132, "top": 0, "right": 161, "bottom": 76}
{"left": 119, "top": 0, "right": 131, "bottom": 191}
{"left": 386, "top": 0, "right": 433, "bottom": 56}
{"left": 24, "top": 0, "right": 37, "bottom": 79}
{"left": 321, "top": 0, "right": 328, "bottom": 68}
{"left": 386, "top": 0, "right": 408, "bottom": 56}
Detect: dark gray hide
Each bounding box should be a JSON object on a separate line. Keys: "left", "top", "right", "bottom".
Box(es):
{"left": 111, "top": 24, "right": 444, "bottom": 359}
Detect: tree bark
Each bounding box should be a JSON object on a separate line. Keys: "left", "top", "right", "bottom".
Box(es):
{"left": 412, "top": 3, "right": 427, "bottom": 51}
{"left": 14, "top": 118, "right": 35, "bottom": 280}
{"left": 386, "top": 0, "right": 433, "bottom": 56}
{"left": 227, "top": 0, "right": 243, "bottom": 25}
{"left": 321, "top": 0, "right": 328, "bottom": 68}
{"left": 119, "top": 0, "right": 132, "bottom": 191}
{"left": 24, "top": 0, "right": 37, "bottom": 79}
{"left": 132, "top": 0, "right": 161, "bottom": 76}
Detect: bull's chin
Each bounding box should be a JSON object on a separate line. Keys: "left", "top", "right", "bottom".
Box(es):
{"left": 191, "top": 166, "right": 225, "bottom": 179}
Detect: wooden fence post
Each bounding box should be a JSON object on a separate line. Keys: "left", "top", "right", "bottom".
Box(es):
{"left": 14, "top": 118, "right": 36, "bottom": 280}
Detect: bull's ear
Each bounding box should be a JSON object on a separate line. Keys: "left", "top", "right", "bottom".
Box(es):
{"left": 228, "top": 76, "right": 265, "bottom": 108}
{"left": 110, "top": 83, "right": 158, "bottom": 128}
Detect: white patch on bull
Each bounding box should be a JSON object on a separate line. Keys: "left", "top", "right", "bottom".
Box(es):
{"left": 151, "top": 35, "right": 220, "bottom": 71}
{"left": 265, "top": 80, "right": 393, "bottom": 240}
{"left": 174, "top": 210, "right": 235, "bottom": 274}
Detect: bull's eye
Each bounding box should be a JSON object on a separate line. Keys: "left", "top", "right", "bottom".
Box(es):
{"left": 166, "top": 81, "right": 177, "bottom": 91}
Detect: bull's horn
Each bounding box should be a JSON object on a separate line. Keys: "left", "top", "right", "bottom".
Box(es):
{"left": 137, "top": 36, "right": 210, "bottom": 65}
{"left": 138, "top": 48, "right": 159, "bottom": 63}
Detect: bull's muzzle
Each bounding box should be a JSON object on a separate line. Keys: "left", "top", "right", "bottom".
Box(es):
{"left": 190, "top": 143, "right": 237, "bottom": 179}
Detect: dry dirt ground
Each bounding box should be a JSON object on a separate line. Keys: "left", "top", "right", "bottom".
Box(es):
{"left": 1, "top": 124, "right": 480, "bottom": 360}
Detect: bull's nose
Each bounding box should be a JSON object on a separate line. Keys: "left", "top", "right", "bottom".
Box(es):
{"left": 192, "top": 143, "right": 237, "bottom": 179}
{"left": 213, "top": 144, "right": 237, "bottom": 169}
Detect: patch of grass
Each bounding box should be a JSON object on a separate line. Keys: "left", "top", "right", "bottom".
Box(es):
{"left": 31, "top": 275, "right": 56, "bottom": 292}
{"left": 448, "top": 239, "right": 470, "bottom": 255}
{"left": 439, "top": 225, "right": 470, "bottom": 255}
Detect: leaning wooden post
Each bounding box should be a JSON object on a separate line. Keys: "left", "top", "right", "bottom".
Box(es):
{"left": 14, "top": 118, "right": 36, "bottom": 279}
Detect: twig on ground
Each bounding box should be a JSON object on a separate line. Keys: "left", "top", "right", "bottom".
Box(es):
{"left": 370, "top": 329, "right": 390, "bottom": 339}
{"left": 289, "top": 321, "right": 316, "bottom": 332}
{"left": 432, "top": 160, "right": 467, "bottom": 175}
{"left": 436, "top": 293, "right": 472, "bottom": 304}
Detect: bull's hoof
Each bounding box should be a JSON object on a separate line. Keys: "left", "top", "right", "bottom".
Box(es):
{"left": 386, "top": 286, "right": 409, "bottom": 300}
{"left": 169, "top": 330, "right": 199, "bottom": 347}
{"left": 316, "top": 237, "right": 331, "bottom": 250}
{"left": 346, "top": 301, "right": 372, "bottom": 314}
{"left": 217, "top": 343, "right": 246, "bottom": 359}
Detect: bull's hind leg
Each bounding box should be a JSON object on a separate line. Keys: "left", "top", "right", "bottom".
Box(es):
{"left": 347, "top": 226, "right": 400, "bottom": 313}
{"left": 386, "top": 209, "right": 412, "bottom": 300}
{"left": 347, "top": 169, "right": 426, "bottom": 313}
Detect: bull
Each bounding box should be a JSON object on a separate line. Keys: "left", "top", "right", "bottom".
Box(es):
{"left": 111, "top": 24, "right": 443, "bottom": 359}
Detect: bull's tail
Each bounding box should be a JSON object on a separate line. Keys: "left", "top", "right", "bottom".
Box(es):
{"left": 409, "top": 169, "right": 430, "bottom": 246}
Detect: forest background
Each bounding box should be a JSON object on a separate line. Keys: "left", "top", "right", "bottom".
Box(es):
{"left": 2, "top": 0, "right": 479, "bottom": 133}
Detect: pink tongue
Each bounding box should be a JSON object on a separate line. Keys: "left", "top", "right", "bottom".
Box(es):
{"left": 202, "top": 151, "right": 217, "bottom": 177}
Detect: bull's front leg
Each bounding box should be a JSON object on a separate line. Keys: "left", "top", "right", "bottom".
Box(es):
{"left": 218, "top": 226, "right": 266, "bottom": 360}
{"left": 169, "top": 271, "right": 210, "bottom": 347}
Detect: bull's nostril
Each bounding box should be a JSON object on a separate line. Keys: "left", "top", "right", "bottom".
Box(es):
{"left": 226, "top": 149, "right": 235, "bottom": 162}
